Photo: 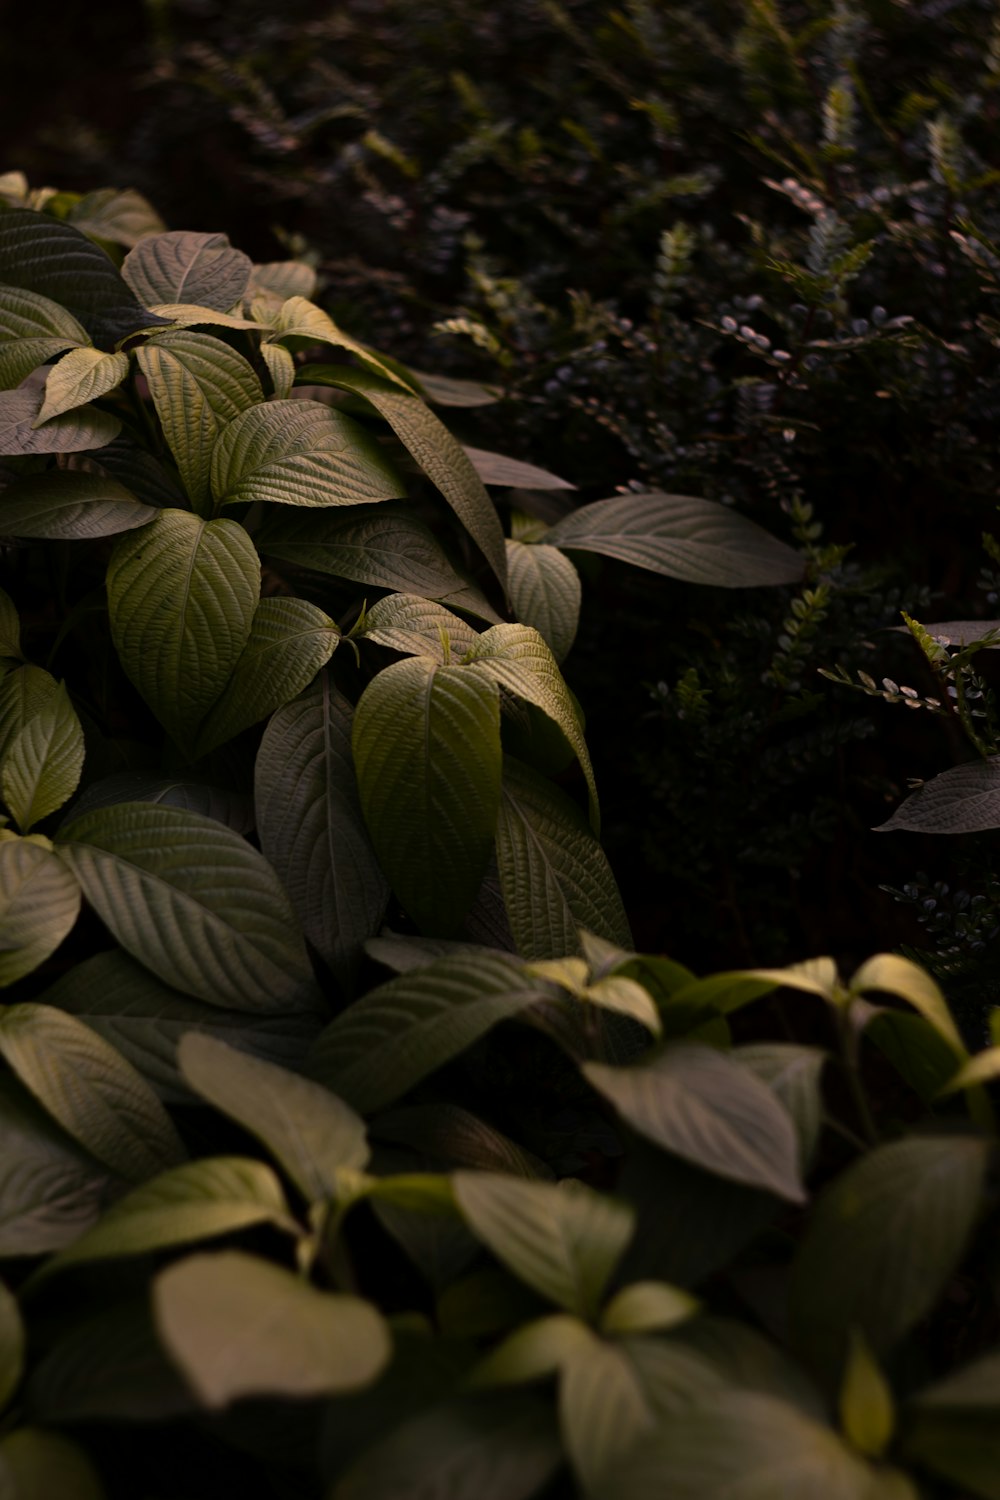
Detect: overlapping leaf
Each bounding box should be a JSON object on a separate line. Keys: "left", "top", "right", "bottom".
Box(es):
{"left": 506, "top": 540, "right": 581, "bottom": 662}
{"left": 36, "top": 347, "right": 129, "bottom": 424}
{"left": 0, "top": 385, "right": 120, "bottom": 455}
{"left": 2, "top": 680, "right": 85, "bottom": 830}
{"left": 0, "top": 836, "right": 81, "bottom": 987}
{"left": 0, "top": 1076, "right": 109, "bottom": 1256}
{"left": 122, "top": 230, "right": 252, "bottom": 312}
{"left": 256, "top": 503, "right": 470, "bottom": 598}
{"left": 0, "top": 470, "right": 155, "bottom": 539}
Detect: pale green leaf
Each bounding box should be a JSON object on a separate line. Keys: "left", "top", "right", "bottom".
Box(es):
{"left": 545, "top": 491, "right": 804, "bottom": 587}
{"left": 0, "top": 283, "right": 88, "bottom": 343}
{"left": 0, "top": 338, "right": 79, "bottom": 392}
{"left": 600, "top": 1281, "right": 700, "bottom": 1335}
{"left": 107, "top": 508, "right": 259, "bottom": 746}
{"left": 260, "top": 337, "right": 294, "bottom": 398}
{"left": 0, "top": 470, "right": 155, "bottom": 538}
{"left": 255, "top": 675, "right": 389, "bottom": 985}
{"left": 0, "top": 386, "right": 120, "bottom": 456}
{"left": 178, "top": 1032, "right": 368, "bottom": 1200}
{"left": 68, "top": 186, "right": 165, "bottom": 247}
{"left": 249, "top": 261, "right": 317, "bottom": 302}
{"left": 469, "top": 1313, "right": 593, "bottom": 1387}
{"left": 496, "top": 757, "right": 631, "bottom": 960}
{"left": 57, "top": 802, "right": 315, "bottom": 1012}
{"left": 506, "top": 540, "right": 581, "bottom": 663}
{"left": 560, "top": 1336, "right": 652, "bottom": 1492}
{"left": 0, "top": 1003, "right": 185, "bottom": 1181}
{"left": 308, "top": 952, "right": 543, "bottom": 1113}
{"left": 2, "top": 681, "right": 84, "bottom": 830}
{"left": 0, "top": 836, "right": 80, "bottom": 987}
{"left": 839, "top": 1330, "right": 894, "bottom": 1459}
{"left": 0, "top": 1428, "right": 106, "bottom": 1500}
{"left": 35, "top": 347, "right": 128, "bottom": 424}
{"left": 585, "top": 975, "right": 662, "bottom": 1036}
{"left": 453, "top": 1173, "right": 634, "bottom": 1316}
{"left": 121, "top": 230, "right": 251, "bottom": 312}
{"left": 0, "top": 1278, "right": 23, "bottom": 1412}
{"left": 850, "top": 952, "right": 966, "bottom": 1058}
{"left": 195, "top": 596, "right": 339, "bottom": 757}
{"left": 353, "top": 656, "right": 501, "bottom": 935}
{"left": 155, "top": 1250, "right": 390, "bottom": 1408}
{"left": 583, "top": 1043, "right": 806, "bottom": 1202}
{"left": 733, "top": 1044, "right": 827, "bottom": 1167}
{"left": 0, "top": 1075, "right": 109, "bottom": 1256}
{"left": 149, "top": 302, "right": 265, "bottom": 330}
{"left": 267, "top": 297, "right": 413, "bottom": 388}
{"left": 359, "top": 593, "right": 478, "bottom": 662}
{"left": 0, "top": 664, "right": 59, "bottom": 761}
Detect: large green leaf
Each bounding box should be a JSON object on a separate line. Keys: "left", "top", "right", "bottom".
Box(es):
{"left": 359, "top": 594, "right": 478, "bottom": 663}
{"left": 544, "top": 491, "right": 803, "bottom": 586}
{"left": 43, "top": 1157, "right": 295, "bottom": 1275}
{"left": 2, "top": 681, "right": 85, "bottom": 831}
{"left": 249, "top": 262, "right": 318, "bottom": 303}
{"left": 0, "top": 386, "right": 120, "bottom": 456}
{"left": 264, "top": 297, "right": 413, "bottom": 388}
{"left": 0, "top": 1075, "right": 109, "bottom": 1256}
{"left": 496, "top": 756, "right": 630, "bottom": 960}
{"left": 875, "top": 757, "right": 1000, "bottom": 833}
{"left": 733, "top": 1044, "right": 827, "bottom": 1167}
{"left": 137, "top": 329, "right": 263, "bottom": 507}
{"left": 594, "top": 1391, "right": 873, "bottom": 1500}
{"left": 505, "top": 540, "right": 581, "bottom": 663}
{"left": 470, "top": 1313, "right": 594, "bottom": 1386}
{"left": 0, "top": 283, "right": 88, "bottom": 343}
{"left": 121, "top": 230, "right": 252, "bottom": 312}
{"left": 353, "top": 655, "right": 502, "bottom": 935}
{"left": 195, "top": 596, "right": 339, "bottom": 757}
{"left": 0, "top": 1003, "right": 185, "bottom": 1182}
{"left": 256, "top": 503, "right": 471, "bottom": 598}
{"left": 57, "top": 802, "right": 315, "bottom": 1011}
{"left": 255, "top": 676, "right": 389, "bottom": 985}
{"left": 155, "top": 1251, "right": 389, "bottom": 1408}
{"left": 791, "top": 1134, "right": 989, "bottom": 1384}
{"left": 106, "top": 508, "right": 259, "bottom": 746}
{"left": 178, "top": 1033, "right": 368, "bottom": 1200}
{"left": 296, "top": 364, "right": 508, "bottom": 591}
{"left": 67, "top": 186, "right": 166, "bottom": 247}
{"left": 42, "top": 949, "right": 320, "bottom": 1105}
{"left": 560, "top": 1336, "right": 653, "bottom": 1492}
{"left": 453, "top": 1173, "right": 634, "bottom": 1316}
{"left": 0, "top": 1277, "right": 23, "bottom": 1412}
{"left": 0, "top": 664, "right": 59, "bottom": 760}
{"left": 0, "top": 337, "right": 79, "bottom": 391}
{"left": 35, "top": 347, "right": 129, "bottom": 424}
{"left": 0, "top": 836, "right": 81, "bottom": 987}
{"left": 210, "top": 398, "right": 406, "bottom": 510}
{"left": 583, "top": 1043, "right": 806, "bottom": 1202}
{"left": 465, "top": 624, "right": 598, "bottom": 831}
{"left": 0, "top": 206, "right": 167, "bottom": 345}
{"left": 308, "top": 952, "right": 544, "bottom": 1113}
{"left": 0, "top": 1428, "right": 107, "bottom": 1500}
{"left": 0, "top": 470, "right": 155, "bottom": 539}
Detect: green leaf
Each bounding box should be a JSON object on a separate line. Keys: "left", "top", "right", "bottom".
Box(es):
{"left": 865, "top": 1010, "right": 960, "bottom": 1103}
{"left": 594, "top": 1391, "right": 874, "bottom": 1500}
{"left": 57, "top": 802, "right": 315, "bottom": 1011}
{"left": 43, "top": 1157, "right": 294, "bottom": 1275}
{"left": 0, "top": 386, "right": 120, "bottom": 456}
{"left": 560, "top": 1336, "right": 653, "bottom": 1492}
{"left": 255, "top": 676, "right": 389, "bottom": 985}
{"left": 839, "top": 1330, "right": 894, "bottom": 1459}
{"left": 583, "top": 1043, "right": 806, "bottom": 1202}
{"left": 266, "top": 297, "right": 414, "bottom": 388}
{"left": 0, "top": 1074, "right": 109, "bottom": 1255}
{"left": 0, "top": 1003, "right": 185, "bottom": 1181}
{"left": 359, "top": 593, "right": 478, "bottom": 662}
{"left": 178, "top": 1033, "right": 368, "bottom": 1201}
{"left": 464, "top": 446, "right": 573, "bottom": 490}
{"left": 791, "top": 1135, "right": 989, "bottom": 1384}
{"left": 0, "top": 1429, "right": 107, "bottom": 1500}
{"left": 106, "top": 508, "right": 259, "bottom": 746}
{"left": 308, "top": 952, "right": 543, "bottom": 1113}
{"left": 410, "top": 370, "right": 499, "bottom": 407}
{"left": 600, "top": 1281, "right": 700, "bottom": 1335}
{"left": 733, "top": 1044, "right": 827, "bottom": 1167}
{"left": 35, "top": 347, "right": 128, "bottom": 424}
{"left": 0, "top": 1278, "right": 23, "bottom": 1412}
{"left": 67, "top": 186, "right": 166, "bottom": 247}
{"left": 0, "top": 664, "right": 59, "bottom": 759}
{"left": 3, "top": 681, "right": 84, "bottom": 830}
{"left": 0, "top": 283, "right": 88, "bottom": 343}
{"left": 137, "top": 329, "right": 263, "bottom": 506}
{"left": 332, "top": 1393, "right": 561, "bottom": 1500}
{"left": 506, "top": 540, "right": 581, "bottom": 663}
{"left": 353, "top": 656, "right": 502, "bottom": 935}
{"left": 149, "top": 302, "right": 265, "bottom": 330}
{"left": 121, "top": 230, "right": 251, "bottom": 312}
{"left": 0, "top": 338, "right": 80, "bottom": 391}
{"left": 210, "top": 398, "right": 406, "bottom": 510}
{"left": 545, "top": 491, "right": 804, "bottom": 587}
{"left": 26, "top": 1301, "right": 193, "bottom": 1424}
{"left": 875, "top": 756, "right": 1000, "bottom": 833}
{"left": 850, "top": 952, "right": 966, "bottom": 1057}
{"left": 249, "top": 262, "right": 317, "bottom": 303}
{"left": 496, "top": 756, "right": 631, "bottom": 960}
{"left": 466, "top": 623, "right": 598, "bottom": 830}
{"left": 0, "top": 205, "right": 165, "bottom": 345}
{"left": 470, "top": 1313, "right": 593, "bottom": 1386}
{"left": 297, "top": 364, "right": 508, "bottom": 591}
{"left": 0, "top": 470, "right": 156, "bottom": 538}
{"left": 584, "top": 975, "right": 662, "bottom": 1036}
{"left": 260, "top": 337, "right": 294, "bottom": 398}
{"left": 154, "top": 1250, "right": 390, "bottom": 1408}
{"left": 41, "top": 949, "right": 319, "bottom": 1106}
{"left": 0, "top": 836, "right": 81, "bottom": 987}
{"left": 195, "top": 596, "right": 339, "bottom": 757}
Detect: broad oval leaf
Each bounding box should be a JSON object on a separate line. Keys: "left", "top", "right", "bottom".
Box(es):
{"left": 0, "top": 836, "right": 80, "bottom": 987}
{"left": 0, "top": 337, "right": 80, "bottom": 393}
{"left": 496, "top": 757, "right": 631, "bottom": 961}
{"left": 107, "top": 508, "right": 259, "bottom": 746}
{"left": 0, "top": 470, "right": 155, "bottom": 539}
{"left": 308, "top": 952, "right": 544, "bottom": 1113}
{"left": 850, "top": 952, "right": 965, "bottom": 1059}
{"left": 453, "top": 1173, "right": 634, "bottom": 1316}
{"left": 2, "top": 680, "right": 85, "bottom": 831}
{"left": 464, "top": 446, "right": 573, "bottom": 491}
{"left": 0, "top": 386, "right": 120, "bottom": 456}
{"left": 600, "top": 1281, "right": 699, "bottom": 1335}
{"left": 791, "top": 1134, "right": 989, "bottom": 1383}
{"left": 506, "top": 540, "right": 581, "bottom": 663}
{"left": 195, "top": 596, "right": 339, "bottom": 757}
{"left": 545, "top": 491, "right": 804, "bottom": 587}
{"left": 210, "top": 398, "right": 406, "bottom": 510}
{"left": 57, "top": 802, "right": 315, "bottom": 1012}
{"left": 178, "top": 1032, "right": 369, "bottom": 1200}
{"left": 255, "top": 676, "right": 389, "bottom": 986}
{"left": 354, "top": 655, "right": 501, "bottom": 935}
{"left": 67, "top": 186, "right": 166, "bottom": 247}
{"left": 0, "top": 1075, "right": 109, "bottom": 1256}
{"left": 249, "top": 261, "right": 317, "bottom": 302}
{"left": 560, "top": 1336, "right": 652, "bottom": 1492}
{"left": 35, "top": 347, "right": 128, "bottom": 424}
{"left": 0, "top": 1003, "right": 185, "bottom": 1181}
{"left": 0, "top": 1278, "right": 23, "bottom": 1412}
{"left": 256, "top": 503, "right": 471, "bottom": 598}
{"left": 122, "top": 230, "right": 251, "bottom": 312}
{"left": 0, "top": 283, "right": 88, "bottom": 343}
{"left": 0, "top": 1428, "right": 107, "bottom": 1500}
{"left": 469, "top": 1313, "right": 594, "bottom": 1386}
{"left": 583, "top": 1043, "right": 806, "bottom": 1202}
{"left": 359, "top": 593, "right": 478, "bottom": 663}
{"left": 733, "top": 1044, "right": 827, "bottom": 1167}
{"left": 155, "top": 1250, "right": 390, "bottom": 1408}
{"left": 876, "top": 757, "right": 1000, "bottom": 834}
{"left": 266, "top": 297, "right": 413, "bottom": 388}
